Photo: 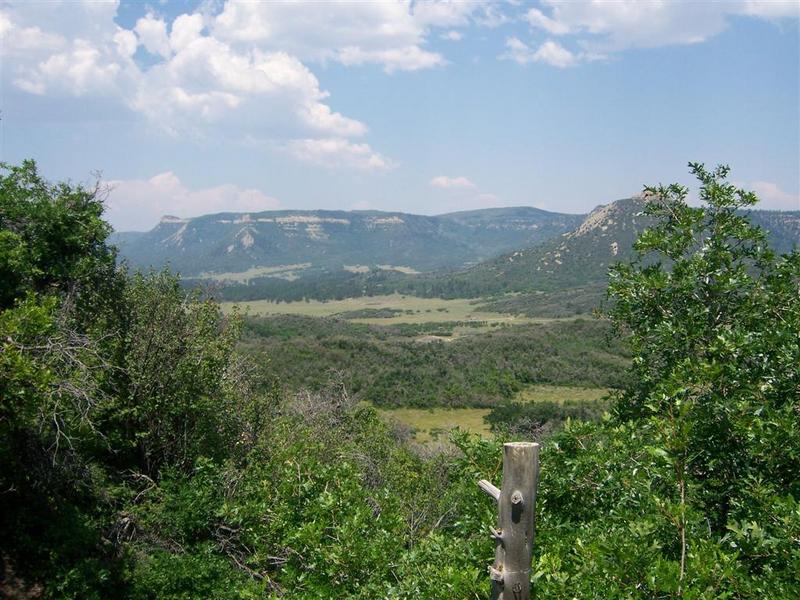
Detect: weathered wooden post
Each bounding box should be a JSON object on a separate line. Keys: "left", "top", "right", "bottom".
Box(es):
{"left": 478, "top": 441, "right": 540, "bottom": 600}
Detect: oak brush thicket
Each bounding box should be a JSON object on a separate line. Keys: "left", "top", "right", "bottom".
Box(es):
{"left": 1, "top": 160, "right": 798, "bottom": 598}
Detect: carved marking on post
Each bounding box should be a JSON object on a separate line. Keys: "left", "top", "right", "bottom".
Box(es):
{"left": 477, "top": 442, "right": 540, "bottom": 600}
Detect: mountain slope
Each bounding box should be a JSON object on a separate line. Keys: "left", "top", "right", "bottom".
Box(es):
{"left": 111, "top": 207, "right": 584, "bottom": 278}
{"left": 747, "top": 210, "right": 800, "bottom": 255}
{"left": 422, "top": 199, "right": 799, "bottom": 298}
{"left": 447, "top": 197, "right": 650, "bottom": 294}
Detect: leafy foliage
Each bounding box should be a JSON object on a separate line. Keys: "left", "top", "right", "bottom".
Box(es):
{"left": 0, "top": 160, "right": 115, "bottom": 310}
{"left": 486, "top": 398, "right": 609, "bottom": 439}
{"left": 241, "top": 314, "right": 630, "bottom": 407}
{"left": 605, "top": 163, "right": 800, "bottom": 593}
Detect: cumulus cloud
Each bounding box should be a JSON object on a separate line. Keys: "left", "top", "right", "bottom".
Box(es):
{"left": 16, "top": 39, "right": 130, "bottom": 96}
{"left": 337, "top": 45, "right": 446, "bottom": 73}
{"left": 441, "top": 30, "right": 463, "bottom": 42}
{"left": 517, "top": 0, "right": 799, "bottom": 66}
{"left": 524, "top": 8, "right": 571, "bottom": 35}
{"left": 130, "top": 40, "right": 366, "bottom": 138}
{"left": 106, "top": 171, "right": 280, "bottom": 231}
{"left": 747, "top": 181, "right": 800, "bottom": 211}
{"left": 430, "top": 175, "right": 477, "bottom": 189}
{"left": 211, "top": 1, "right": 481, "bottom": 72}
{"left": 502, "top": 37, "right": 577, "bottom": 68}
{"left": 2, "top": 0, "right": 491, "bottom": 169}
{"left": 738, "top": 1, "right": 800, "bottom": 20}
{"left": 285, "top": 138, "right": 395, "bottom": 171}
{"left": 1, "top": 1, "right": 507, "bottom": 169}
{"left": 3, "top": 2, "right": 137, "bottom": 96}
{"left": 135, "top": 13, "right": 171, "bottom": 58}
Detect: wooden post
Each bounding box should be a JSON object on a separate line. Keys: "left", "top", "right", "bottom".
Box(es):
{"left": 478, "top": 441, "right": 540, "bottom": 600}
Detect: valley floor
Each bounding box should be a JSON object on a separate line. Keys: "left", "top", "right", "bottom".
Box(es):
{"left": 222, "top": 293, "right": 567, "bottom": 326}
{"left": 378, "top": 384, "right": 609, "bottom": 443}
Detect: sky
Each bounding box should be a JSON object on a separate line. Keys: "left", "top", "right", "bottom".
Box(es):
{"left": 1, "top": 0, "right": 798, "bottom": 231}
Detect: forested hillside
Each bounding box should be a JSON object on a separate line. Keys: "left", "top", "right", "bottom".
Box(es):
{"left": 2, "top": 160, "right": 798, "bottom": 598}
{"left": 241, "top": 315, "right": 630, "bottom": 408}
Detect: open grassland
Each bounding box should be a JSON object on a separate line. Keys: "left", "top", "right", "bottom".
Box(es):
{"left": 514, "top": 384, "right": 610, "bottom": 404}
{"left": 378, "top": 407, "right": 491, "bottom": 442}
{"left": 223, "top": 294, "right": 564, "bottom": 325}
{"left": 378, "top": 385, "right": 608, "bottom": 443}
{"left": 197, "top": 263, "right": 311, "bottom": 283}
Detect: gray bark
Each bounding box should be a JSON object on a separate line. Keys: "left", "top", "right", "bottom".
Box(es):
{"left": 479, "top": 441, "right": 540, "bottom": 600}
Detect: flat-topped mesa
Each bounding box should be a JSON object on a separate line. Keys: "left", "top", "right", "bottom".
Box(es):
{"left": 215, "top": 215, "right": 351, "bottom": 226}
{"left": 109, "top": 206, "right": 614, "bottom": 279}
{"left": 159, "top": 215, "right": 190, "bottom": 224}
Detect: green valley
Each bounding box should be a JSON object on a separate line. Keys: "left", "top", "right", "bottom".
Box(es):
{"left": 3, "top": 160, "right": 799, "bottom": 598}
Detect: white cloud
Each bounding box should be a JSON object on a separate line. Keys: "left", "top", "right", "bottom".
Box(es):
{"left": 524, "top": 8, "right": 571, "bottom": 35}
{"left": 0, "top": 18, "right": 65, "bottom": 56}
{"left": 131, "top": 39, "right": 366, "bottom": 138}
{"left": 2, "top": 0, "right": 497, "bottom": 169}
{"left": 211, "top": 1, "right": 483, "bottom": 72}
{"left": 106, "top": 171, "right": 280, "bottom": 231}
{"left": 3, "top": 2, "right": 138, "bottom": 96}
{"left": 114, "top": 29, "right": 138, "bottom": 59}
{"left": 15, "top": 38, "right": 129, "bottom": 96}
{"left": 441, "top": 30, "right": 463, "bottom": 41}
{"left": 747, "top": 181, "right": 800, "bottom": 211}
{"left": 6, "top": 1, "right": 503, "bottom": 168}
{"left": 519, "top": 1, "right": 799, "bottom": 65}
{"left": 169, "top": 13, "right": 204, "bottom": 53}
{"left": 135, "top": 13, "right": 171, "bottom": 58}
{"left": 533, "top": 40, "right": 578, "bottom": 68}
{"left": 285, "top": 138, "right": 395, "bottom": 171}
{"left": 740, "top": 1, "right": 800, "bottom": 20}
{"left": 502, "top": 37, "right": 577, "bottom": 68}
{"left": 473, "top": 4, "right": 512, "bottom": 28}
{"left": 430, "top": 175, "right": 477, "bottom": 189}
{"left": 337, "top": 45, "right": 445, "bottom": 73}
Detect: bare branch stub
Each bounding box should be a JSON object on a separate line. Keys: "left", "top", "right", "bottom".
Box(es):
{"left": 478, "top": 479, "right": 501, "bottom": 502}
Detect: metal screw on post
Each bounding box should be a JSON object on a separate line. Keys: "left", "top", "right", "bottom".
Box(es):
{"left": 477, "top": 442, "right": 540, "bottom": 600}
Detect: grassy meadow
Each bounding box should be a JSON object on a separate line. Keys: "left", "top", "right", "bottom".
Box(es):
{"left": 222, "top": 293, "right": 567, "bottom": 325}
{"left": 378, "top": 407, "right": 492, "bottom": 442}
{"left": 514, "top": 384, "right": 610, "bottom": 404}
{"left": 379, "top": 384, "right": 608, "bottom": 442}
{"left": 197, "top": 263, "right": 312, "bottom": 283}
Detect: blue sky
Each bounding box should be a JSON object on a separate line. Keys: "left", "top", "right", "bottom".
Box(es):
{"left": 1, "top": 1, "right": 798, "bottom": 231}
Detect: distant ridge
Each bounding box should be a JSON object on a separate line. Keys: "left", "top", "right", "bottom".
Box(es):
{"left": 110, "top": 207, "right": 585, "bottom": 278}
{"left": 409, "top": 198, "right": 800, "bottom": 298}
